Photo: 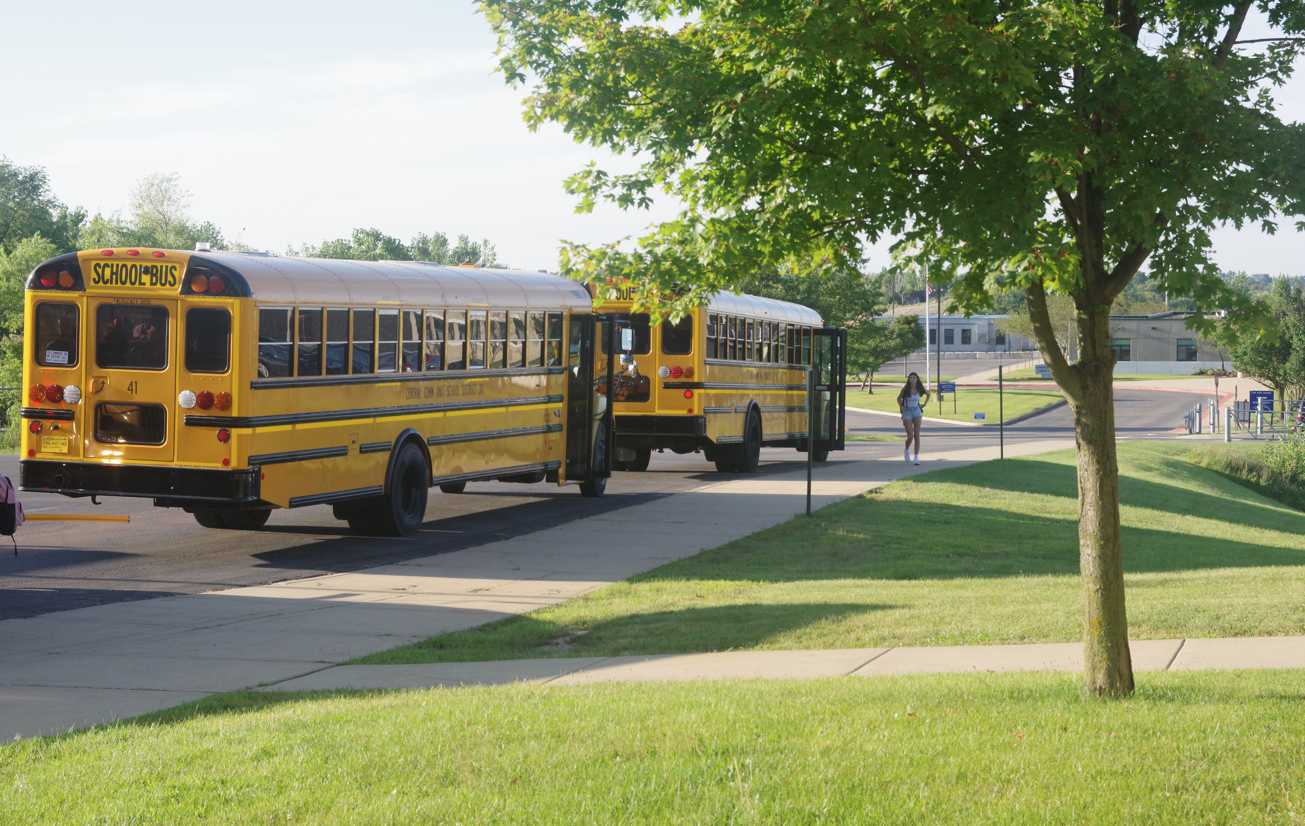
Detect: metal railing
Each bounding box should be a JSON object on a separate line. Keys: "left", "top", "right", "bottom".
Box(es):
{"left": 1192, "top": 398, "right": 1304, "bottom": 439}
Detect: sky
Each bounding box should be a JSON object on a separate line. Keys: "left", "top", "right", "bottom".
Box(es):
{"left": 2, "top": 1, "right": 1301, "bottom": 275}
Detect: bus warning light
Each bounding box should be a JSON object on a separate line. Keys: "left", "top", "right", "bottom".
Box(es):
{"left": 208, "top": 276, "right": 226, "bottom": 294}
{"left": 27, "top": 384, "right": 47, "bottom": 403}
{"left": 152, "top": 251, "right": 166, "bottom": 258}
{"left": 100, "top": 249, "right": 114, "bottom": 256}
{"left": 127, "top": 250, "right": 140, "bottom": 256}
{"left": 195, "top": 391, "right": 215, "bottom": 410}
{"left": 58, "top": 271, "right": 74, "bottom": 288}
{"left": 190, "top": 275, "right": 209, "bottom": 293}
{"left": 213, "top": 391, "right": 232, "bottom": 411}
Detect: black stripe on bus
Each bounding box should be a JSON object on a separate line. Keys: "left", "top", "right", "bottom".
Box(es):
{"left": 433, "top": 461, "right": 561, "bottom": 488}
{"left": 360, "top": 441, "right": 393, "bottom": 454}
{"left": 715, "top": 435, "right": 743, "bottom": 444}
{"left": 427, "top": 423, "right": 563, "bottom": 447}
{"left": 761, "top": 405, "right": 808, "bottom": 413}
{"left": 702, "top": 407, "right": 734, "bottom": 414}
{"left": 663, "top": 382, "right": 809, "bottom": 392}
{"left": 251, "top": 366, "right": 568, "bottom": 390}
{"left": 249, "top": 446, "right": 350, "bottom": 466}
{"left": 289, "top": 485, "right": 384, "bottom": 508}
{"left": 184, "top": 394, "right": 564, "bottom": 429}
{"left": 764, "top": 431, "right": 810, "bottom": 441}
{"left": 704, "top": 359, "right": 811, "bottom": 372}
{"left": 21, "top": 407, "right": 76, "bottom": 421}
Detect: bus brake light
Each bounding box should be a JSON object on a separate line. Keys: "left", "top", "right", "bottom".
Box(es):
{"left": 39, "top": 271, "right": 57, "bottom": 288}
{"left": 45, "top": 384, "right": 64, "bottom": 403}
{"left": 217, "top": 429, "right": 231, "bottom": 444}
{"left": 28, "top": 421, "right": 41, "bottom": 434}
{"left": 669, "top": 365, "right": 683, "bottom": 378}
{"left": 683, "top": 390, "right": 693, "bottom": 399}
{"left": 208, "top": 276, "right": 226, "bottom": 294}
{"left": 195, "top": 391, "right": 215, "bottom": 410}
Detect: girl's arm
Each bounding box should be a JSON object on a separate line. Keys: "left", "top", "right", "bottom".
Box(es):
{"left": 919, "top": 390, "right": 931, "bottom": 407}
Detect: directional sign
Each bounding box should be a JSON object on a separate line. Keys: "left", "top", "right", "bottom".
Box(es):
{"left": 1035, "top": 365, "right": 1052, "bottom": 379}
{"left": 939, "top": 382, "right": 956, "bottom": 393}
{"left": 974, "top": 412, "right": 987, "bottom": 420}
{"left": 1249, "top": 390, "right": 1275, "bottom": 412}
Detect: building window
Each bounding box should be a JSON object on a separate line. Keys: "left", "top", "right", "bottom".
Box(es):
{"left": 1177, "top": 338, "right": 1198, "bottom": 362}
{"left": 995, "top": 330, "right": 1006, "bottom": 346}
{"left": 960, "top": 329, "right": 972, "bottom": 346}
{"left": 1111, "top": 338, "right": 1131, "bottom": 362}
{"left": 944, "top": 328, "right": 954, "bottom": 345}
{"left": 929, "top": 328, "right": 937, "bottom": 345}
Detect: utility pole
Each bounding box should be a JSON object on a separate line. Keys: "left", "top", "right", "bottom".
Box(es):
{"left": 924, "top": 262, "right": 931, "bottom": 391}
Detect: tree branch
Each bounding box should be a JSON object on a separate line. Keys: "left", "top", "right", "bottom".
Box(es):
{"left": 1233, "top": 37, "right": 1305, "bottom": 44}
{"left": 1027, "top": 280, "right": 1083, "bottom": 404}
{"left": 1216, "top": 1, "right": 1254, "bottom": 70}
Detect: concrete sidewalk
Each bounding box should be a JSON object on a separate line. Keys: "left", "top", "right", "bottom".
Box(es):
{"left": 262, "top": 636, "right": 1305, "bottom": 692}
{"left": 0, "top": 437, "right": 1073, "bottom": 740}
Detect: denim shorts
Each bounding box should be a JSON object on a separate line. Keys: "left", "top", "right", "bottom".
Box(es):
{"left": 902, "top": 409, "right": 922, "bottom": 421}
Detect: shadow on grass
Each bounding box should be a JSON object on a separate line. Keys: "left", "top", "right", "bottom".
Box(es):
{"left": 118, "top": 688, "right": 386, "bottom": 730}
{"left": 357, "top": 602, "right": 895, "bottom": 664}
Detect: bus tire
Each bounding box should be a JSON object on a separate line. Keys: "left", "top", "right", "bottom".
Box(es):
{"left": 372, "top": 442, "right": 430, "bottom": 537}
{"left": 222, "top": 509, "right": 271, "bottom": 530}
{"left": 619, "top": 448, "right": 651, "bottom": 472}
{"left": 716, "top": 410, "right": 761, "bottom": 474}
{"left": 192, "top": 509, "right": 228, "bottom": 529}
{"left": 439, "top": 482, "right": 467, "bottom": 494}
{"left": 579, "top": 423, "right": 608, "bottom": 498}
{"left": 811, "top": 446, "right": 831, "bottom": 463}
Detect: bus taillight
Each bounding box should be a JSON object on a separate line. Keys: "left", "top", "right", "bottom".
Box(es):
{"left": 27, "top": 384, "right": 46, "bottom": 403}
{"left": 217, "top": 429, "right": 231, "bottom": 444}
{"left": 208, "top": 276, "right": 226, "bottom": 294}
{"left": 214, "top": 392, "right": 232, "bottom": 411}
{"left": 195, "top": 391, "right": 215, "bottom": 410}
{"left": 45, "top": 384, "right": 64, "bottom": 403}
{"left": 28, "top": 421, "right": 41, "bottom": 434}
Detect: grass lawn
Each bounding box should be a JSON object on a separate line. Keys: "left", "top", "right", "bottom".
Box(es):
{"left": 991, "top": 367, "right": 1211, "bottom": 382}
{"left": 360, "top": 442, "right": 1305, "bottom": 665}
{"left": 5, "top": 672, "right": 1305, "bottom": 824}
{"left": 846, "top": 433, "right": 903, "bottom": 441}
{"left": 827, "top": 386, "right": 1063, "bottom": 423}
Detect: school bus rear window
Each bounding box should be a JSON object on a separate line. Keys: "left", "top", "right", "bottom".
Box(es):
{"left": 97, "top": 305, "right": 169, "bottom": 370}
{"left": 35, "top": 303, "right": 79, "bottom": 367}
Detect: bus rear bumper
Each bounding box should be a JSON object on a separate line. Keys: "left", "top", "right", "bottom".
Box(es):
{"left": 613, "top": 414, "right": 709, "bottom": 451}
{"left": 20, "top": 460, "right": 261, "bottom": 505}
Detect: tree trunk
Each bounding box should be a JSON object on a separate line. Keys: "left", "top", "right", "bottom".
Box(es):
{"left": 1071, "top": 304, "right": 1134, "bottom": 698}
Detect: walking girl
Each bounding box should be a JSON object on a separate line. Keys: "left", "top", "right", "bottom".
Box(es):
{"left": 898, "top": 372, "right": 930, "bottom": 464}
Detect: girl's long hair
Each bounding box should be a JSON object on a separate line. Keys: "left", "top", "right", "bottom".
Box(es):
{"left": 898, "top": 372, "right": 924, "bottom": 403}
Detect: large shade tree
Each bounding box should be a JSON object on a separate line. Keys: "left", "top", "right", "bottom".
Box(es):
{"left": 483, "top": 0, "right": 1303, "bottom": 696}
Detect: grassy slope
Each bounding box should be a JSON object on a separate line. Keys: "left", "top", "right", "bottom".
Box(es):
{"left": 5, "top": 672, "right": 1305, "bottom": 824}
{"left": 846, "top": 386, "right": 1064, "bottom": 421}
{"left": 360, "top": 442, "right": 1305, "bottom": 665}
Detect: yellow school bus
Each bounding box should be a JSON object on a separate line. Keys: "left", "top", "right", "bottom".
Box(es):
{"left": 595, "top": 290, "right": 846, "bottom": 473}
{"left": 20, "top": 248, "right": 616, "bottom": 535}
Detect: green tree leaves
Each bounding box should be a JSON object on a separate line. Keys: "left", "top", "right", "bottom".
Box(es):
{"left": 294, "top": 230, "right": 504, "bottom": 267}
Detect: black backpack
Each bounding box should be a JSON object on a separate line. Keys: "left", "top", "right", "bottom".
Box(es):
{"left": 0, "top": 475, "right": 25, "bottom": 555}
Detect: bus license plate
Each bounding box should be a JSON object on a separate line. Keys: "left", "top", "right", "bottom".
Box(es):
{"left": 41, "top": 435, "right": 69, "bottom": 454}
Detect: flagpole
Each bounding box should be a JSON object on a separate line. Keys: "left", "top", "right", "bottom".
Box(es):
{"left": 924, "top": 263, "right": 931, "bottom": 392}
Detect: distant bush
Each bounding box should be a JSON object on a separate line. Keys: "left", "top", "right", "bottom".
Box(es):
{"left": 1188, "top": 439, "right": 1305, "bottom": 512}
{"left": 1191, "top": 367, "right": 1236, "bottom": 377}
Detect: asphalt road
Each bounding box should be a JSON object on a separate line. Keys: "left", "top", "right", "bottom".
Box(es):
{"left": 0, "top": 387, "right": 1200, "bottom": 619}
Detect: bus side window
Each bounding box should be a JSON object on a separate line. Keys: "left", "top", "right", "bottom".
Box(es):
{"left": 662, "top": 315, "right": 693, "bottom": 356}
{"left": 35, "top": 303, "right": 79, "bottom": 368}
{"left": 727, "top": 316, "right": 738, "bottom": 361}
{"left": 425, "top": 311, "right": 444, "bottom": 370}
{"left": 778, "top": 323, "right": 787, "bottom": 364}
{"left": 446, "top": 311, "right": 466, "bottom": 370}
{"left": 546, "top": 312, "right": 563, "bottom": 366}
{"left": 745, "top": 319, "right": 755, "bottom": 362}
{"left": 787, "top": 325, "right": 797, "bottom": 364}
{"left": 802, "top": 327, "right": 812, "bottom": 365}
{"left": 377, "top": 310, "right": 399, "bottom": 373}
{"left": 468, "top": 311, "right": 488, "bottom": 369}
{"left": 258, "top": 308, "right": 292, "bottom": 378}
{"left": 509, "top": 312, "right": 526, "bottom": 368}
{"left": 403, "top": 310, "right": 422, "bottom": 372}
{"left": 297, "top": 308, "right": 322, "bottom": 377}
{"left": 527, "top": 312, "right": 545, "bottom": 367}
{"left": 706, "top": 314, "right": 717, "bottom": 359}
{"left": 490, "top": 311, "right": 507, "bottom": 369}
{"left": 761, "top": 320, "right": 771, "bottom": 363}
{"left": 187, "top": 307, "right": 231, "bottom": 373}
{"left": 326, "top": 309, "right": 349, "bottom": 375}
{"left": 352, "top": 309, "right": 375, "bottom": 374}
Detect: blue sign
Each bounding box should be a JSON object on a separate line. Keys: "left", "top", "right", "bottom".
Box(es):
{"left": 1249, "top": 390, "right": 1275, "bottom": 412}
{"left": 939, "top": 382, "right": 956, "bottom": 393}
{"left": 1035, "top": 365, "right": 1053, "bottom": 378}
{"left": 974, "top": 412, "right": 987, "bottom": 420}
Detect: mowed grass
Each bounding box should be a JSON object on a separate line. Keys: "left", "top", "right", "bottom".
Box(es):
{"left": 360, "top": 442, "right": 1305, "bottom": 665}
{"left": 846, "top": 386, "right": 1064, "bottom": 422}
{"left": 6, "top": 672, "right": 1305, "bottom": 824}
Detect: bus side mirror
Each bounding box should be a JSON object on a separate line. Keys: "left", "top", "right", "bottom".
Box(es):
{"left": 618, "top": 325, "right": 634, "bottom": 354}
